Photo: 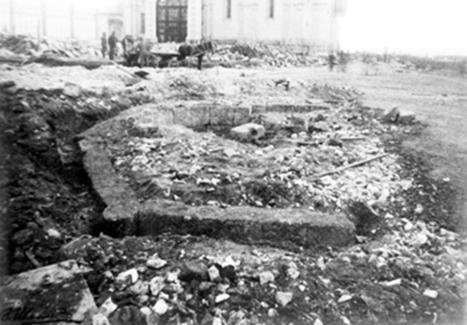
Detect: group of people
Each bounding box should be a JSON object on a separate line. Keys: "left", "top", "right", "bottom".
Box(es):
{"left": 100, "top": 32, "right": 118, "bottom": 60}
{"left": 100, "top": 31, "right": 214, "bottom": 70}
{"left": 101, "top": 32, "right": 142, "bottom": 61}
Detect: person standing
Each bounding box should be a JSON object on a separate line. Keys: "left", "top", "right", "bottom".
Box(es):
{"left": 122, "top": 35, "right": 134, "bottom": 58}
{"left": 328, "top": 51, "right": 336, "bottom": 71}
{"left": 108, "top": 31, "right": 118, "bottom": 60}
{"left": 100, "top": 32, "right": 107, "bottom": 58}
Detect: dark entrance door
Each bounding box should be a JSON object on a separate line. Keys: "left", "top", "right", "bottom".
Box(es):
{"left": 156, "top": 0, "right": 187, "bottom": 43}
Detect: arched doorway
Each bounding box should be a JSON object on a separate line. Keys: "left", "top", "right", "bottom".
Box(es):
{"left": 156, "top": 0, "right": 187, "bottom": 43}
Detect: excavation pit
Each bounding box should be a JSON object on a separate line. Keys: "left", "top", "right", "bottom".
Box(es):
{"left": 78, "top": 100, "right": 404, "bottom": 247}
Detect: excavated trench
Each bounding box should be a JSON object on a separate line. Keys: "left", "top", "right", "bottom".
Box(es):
{"left": 78, "top": 101, "right": 357, "bottom": 249}
{"left": 1, "top": 86, "right": 150, "bottom": 273}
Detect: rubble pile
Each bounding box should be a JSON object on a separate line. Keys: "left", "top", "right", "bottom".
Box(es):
{"left": 0, "top": 34, "right": 101, "bottom": 58}
{"left": 0, "top": 64, "right": 144, "bottom": 92}
{"left": 50, "top": 219, "right": 465, "bottom": 325}
{"left": 208, "top": 43, "right": 326, "bottom": 68}
{"left": 109, "top": 101, "right": 405, "bottom": 213}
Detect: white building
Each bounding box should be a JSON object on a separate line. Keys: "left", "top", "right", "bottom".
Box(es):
{"left": 128, "top": 0, "right": 346, "bottom": 50}
{"left": 1, "top": 0, "right": 346, "bottom": 50}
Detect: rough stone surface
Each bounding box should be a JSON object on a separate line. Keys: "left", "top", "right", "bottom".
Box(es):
{"left": 259, "top": 271, "right": 275, "bottom": 285}
{"left": 382, "top": 107, "right": 400, "bottom": 123}
{"left": 78, "top": 101, "right": 251, "bottom": 222}
{"left": 0, "top": 260, "right": 96, "bottom": 323}
{"left": 275, "top": 291, "right": 294, "bottom": 307}
{"left": 146, "top": 254, "right": 167, "bottom": 270}
{"left": 109, "top": 305, "right": 146, "bottom": 325}
{"left": 230, "top": 123, "right": 266, "bottom": 141}
{"left": 79, "top": 102, "right": 356, "bottom": 248}
{"left": 79, "top": 138, "right": 139, "bottom": 222}
{"left": 136, "top": 200, "right": 355, "bottom": 248}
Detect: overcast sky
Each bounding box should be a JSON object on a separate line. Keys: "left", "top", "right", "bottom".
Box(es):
{"left": 339, "top": 0, "right": 467, "bottom": 56}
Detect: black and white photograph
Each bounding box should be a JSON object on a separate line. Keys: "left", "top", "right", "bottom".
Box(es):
{"left": 0, "top": 0, "right": 466, "bottom": 324}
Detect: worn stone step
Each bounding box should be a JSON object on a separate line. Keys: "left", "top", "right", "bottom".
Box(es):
{"left": 136, "top": 200, "right": 355, "bottom": 248}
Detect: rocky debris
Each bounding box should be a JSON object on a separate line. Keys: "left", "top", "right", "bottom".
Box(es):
{"left": 382, "top": 107, "right": 400, "bottom": 123}
{"left": 230, "top": 122, "right": 266, "bottom": 141}
{"left": 99, "top": 297, "right": 118, "bottom": 316}
{"left": 380, "top": 278, "right": 402, "bottom": 287}
{"left": 423, "top": 289, "right": 439, "bottom": 299}
{"left": 0, "top": 34, "right": 101, "bottom": 58}
{"left": 275, "top": 291, "right": 294, "bottom": 307}
{"left": 63, "top": 82, "right": 82, "bottom": 98}
{"left": 116, "top": 268, "right": 139, "bottom": 284}
{"left": 348, "top": 201, "right": 381, "bottom": 234}
{"left": 149, "top": 276, "right": 165, "bottom": 296}
{"left": 268, "top": 308, "right": 279, "bottom": 318}
{"left": 314, "top": 318, "right": 324, "bottom": 325}
{"left": 146, "top": 254, "right": 168, "bottom": 269}
{"left": 382, "top": 107, "right": 417, "bottom": 125}
{"left": 337, "top": 294, "right": 353, "bottom": 303}
{"left": 79, "top": 95, "right": 405, "bottom": 221}
{"left": 109, "top": 305, "right": 146, "bottom": 325}
{"left": 153, "top": 299, "right": 169, "bottom": 315}
{"left": 130, "top": 280, "right": 149, "bottom": 296}
{"left": 179, "top": 261, "right": 209, "bottom": 282}
{"left": 208, "top": 265, "right": 221, "bottom": 282}
{"left": 397, "top": 112, "right": 417, "bottom": 125}
{"left": 55, "top": 223, "right": 467, "bottom": 325}
{"left": 415, "top": 203, "right": 424, "bottom": 214}
{"left": 93, "top": 313, "right": 111, "bottom": 325}
{"left": 0, "top": 260, "right": 97, "bottom": 323}
{"left": 259, "top": 271, "right": 275, "bottom": 285}
{"left": 140, "top": 306, "right": 159, "bottom": 325}
{"left": 308, "top": 120, "right": 330, "bottom": 133}
{"left": 207, "top": 43, "right": 326, "bottom": 68}
{"left": 286, "top": 261, "right": 300, "bottom": 280}
{"left": 215, "top": 293, "right": 230, "bottom": 304}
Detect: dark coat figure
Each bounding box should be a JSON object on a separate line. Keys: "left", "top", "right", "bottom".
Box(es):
{"left": 108, "top": 32, "right": 118, "bottom": 60}
{"left": 177, "top": 41, "right": 213, "bottom": 70}
{"left": 337, "top": 50, "right": 349, "bottom": 72}
{"left": 122, "top": 35, "right": 134, "bottom": 58}
{"left": 100, "top": 32, "right": 107, "bottom": 58}
{"left": 328, "top": 52, "right": 336, "bottom": 71}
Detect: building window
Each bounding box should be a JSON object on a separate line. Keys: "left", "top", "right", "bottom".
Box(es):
{"left": 140, "top": 13, "right": 145, "bottom": 34}
{"left": 226, "top": 0, "right": 232, "bottom": 19}
{"left": 269, "top": 0, "right": 275, "bottom": 18}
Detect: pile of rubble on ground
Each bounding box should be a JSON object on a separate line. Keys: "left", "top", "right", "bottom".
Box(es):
{"left": 3, "top": 219, "right": 465, "bottom": 325}
{"left": 109, "top": 100, "right": 404, "bottom": 215}
{"left": 144, "top": 41, "right": 327, "bottom": 68}
{"left": 208, "top": 43, "right": 327, "bottom": 68}
{"left": 0, "top": 34, "right": 100, "bottom": 58}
